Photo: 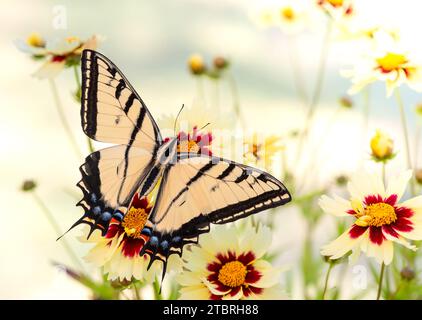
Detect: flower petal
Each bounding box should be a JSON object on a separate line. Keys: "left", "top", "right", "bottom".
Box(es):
{"left": 321, "top": 227, "right": 368, "bottom": 260}
{"left": 319, "top": 195, "right": 351, "bottom": 217}
{"left": 179, "top": 285, "right": 212, "bottom": 300}
{"left": 251, "top": 260, "right": 281, "bottom": 288}
{"left": 386, "top": 170, "right": 412, "bottom": 202}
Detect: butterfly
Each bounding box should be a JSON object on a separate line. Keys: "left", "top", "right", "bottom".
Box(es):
{"left": 68, "top": 49, "right": 292, "bottom": 276}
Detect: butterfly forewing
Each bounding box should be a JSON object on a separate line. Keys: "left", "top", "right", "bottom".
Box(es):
{"left": 81, "top": 49, "right": 162, "bottom": 149}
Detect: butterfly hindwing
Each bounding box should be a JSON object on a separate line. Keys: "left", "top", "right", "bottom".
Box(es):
{"left": 141, "top": 153, "right": 291, "bottom": 268}
{"left": 74, "top": 145, "right": 155, "bottom": 236}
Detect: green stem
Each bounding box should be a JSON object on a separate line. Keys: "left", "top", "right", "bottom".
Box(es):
{"left": 32, "top": 192, "right": 84, "bottom": 270}
{"left": 226, "top": 72, "right": 246, "bottom": 130}
{"left": 322, "top": 261, "right": 334, "bottom": 300}
{"left": 287, "top": 35, "right": 308, "bottom": 107}
{"left": 49, "top": 79, "right": 82, "bottom": 159}
{"left": 196, "top": 76, "right": 206, "bottom": 104}
{"left": 153, "top": 277, "right": 163, "bottom": 300}
{"left": 73, "top": 65, "right": 81, "bottom": 90}
{"left": 294, "top": 19, "right": 332, "bottom": 169}
{"left": 132, "top": 282, "right": 141, "bottom": 300}
{"left": 382, "top": 162, "right": 386, "bottom": 185}
{"left": 395, "top": 89, "right": 416, "bottom": 195}
{"left": 376, "top": 262, "right": 386, "bottom": 300}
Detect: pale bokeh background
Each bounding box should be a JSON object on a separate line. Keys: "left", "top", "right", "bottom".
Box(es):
{"left": 1, "top": 0, "right": 422, "bottom": 299}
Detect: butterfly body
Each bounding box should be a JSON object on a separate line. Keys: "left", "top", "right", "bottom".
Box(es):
{"left": 70, "top": 50, "right": 292, "bottom": 273}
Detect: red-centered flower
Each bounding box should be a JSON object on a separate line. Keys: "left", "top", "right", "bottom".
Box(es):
{"left": 320, "top": 171, "right": 422, "bottom": 265}
{"left": 165, "top": 126, "right": 213, "bottom": 156}
{"left": 81, "top": 193, "right": 181, "bottom": 282}
{"left": 105, "top": 193, "right": 152, "bottom": 258}
{"left": 177, "top": 224, "right": 286, "bottom": 300}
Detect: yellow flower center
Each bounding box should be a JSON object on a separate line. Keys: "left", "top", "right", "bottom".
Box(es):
{"left": 121, "top": 207, "right": 149, "bottom": 239}
{"left": 376, "top": 52, "right": 407, "bottom": 73}
{"left": 218, "top": 261, "right": 247, "bottom": 288}
{"left": 178, "top": 140, "right": 200, "bottom": 153}
{"left": 66, "top": 36, "right": 80, "bottom": 44}
{"left": 355, "top": 203, "right": 397, "bottom": 227}
{"left": 327, "top": 0, "right": 344, "bottom": 7}
{"left": 26, "top": 33, "right": 45, "bottom": 48}
{"left": 281, "top": 7, "right": 295, "bottom": 21}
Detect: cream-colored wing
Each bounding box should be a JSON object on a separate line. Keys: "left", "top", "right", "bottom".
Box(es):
{"left": 81, "top": 50, "right": 162, "bottom": 150}
{"left": 140, "top": 153, "right": 291, "bottom": 269}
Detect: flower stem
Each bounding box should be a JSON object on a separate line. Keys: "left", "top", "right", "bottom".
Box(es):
{"left": 153, "top": 277, "right": 163, "bottom": 300}
{"left": 395, "top": 89, "right": 416, "bottom": 195}
{"left": 132, "top": 282, "right": 141, "bottom": 300}
{"left": 32, "top": 191, "right": 84, "bottom": 270}
{"left": 226, "top": 72, "right": 246, "bottom": 131}
{"left": 294, "top": 19, "right": 332, "bottom": 170}
{"left": 49, "top": 79, "right": 83, "bottom": 159}
{"left": 376, "top": 262, "right": 386, "bottom": 300}
{"left": 73, "top": 65, "right": 81, "bottom": 90}
{"left": 322, "top": 261, "right": 334, "bottom": 300}
{"left": 382, "top": 162, "right": 386, "bottom": 185}
{"left": 287, "top": 35, "right": 308, "bottom": 107}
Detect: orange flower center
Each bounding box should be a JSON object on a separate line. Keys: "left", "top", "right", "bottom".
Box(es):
{"left": 218, "top": 261, "right": 247, "bottom": 287}
{"left": 121, "top": 207, "right": 148, "bottom": 239}
{"left": 327, "top": 0, "right": 344, "bottom": 7}
{"left": 281, "top": 7, "right": 295, "bottom": 21}
{"left": 355, "top": 203, "right": 397, "bottom": 227}
{"left": 376, "top": 53, "right": 407, "bottom": 73}
{"left": 178, "top": 140, "right": 200, "bottom": 153}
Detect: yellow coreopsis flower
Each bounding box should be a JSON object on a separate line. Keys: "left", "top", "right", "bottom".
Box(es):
{"left": 342, "top": 31, "right": 422, "bottom": 96}
{"left": 320, "top": 171, "right": 422, "bottom": 265}
{"left": 370, "top": 130, "right": 394, "bottom": 162}
{"left": 17, "top": 34, "right": 100, "bottom": 79}
{"left": 176, "top": 223, "right": 286, "bottom": 300}
{"left": 252, "top": 0, "right": 309, "bottom": 34}
{"left": 79, "top": 194, "right": 182, "bottom": 282}
{"left": 317, "top": 0, "right": 354, "bottom": 20}
{"left": 243, "top": 134, "right": 283, "bottom": 171}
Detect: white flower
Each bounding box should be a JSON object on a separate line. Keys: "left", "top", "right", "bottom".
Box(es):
{"left": 17, "top": 34, "right": 99, "bottom": 79}
{"left": 342, "top": 30, "right": 422, "bottom": 96}
{"left": 176, "top": 223, "right": 286, "bottom": 300}
{"left": 320, "top": 170, "right": 422, "bottom": 265}
{"left": 79, "top": 194, "right": 182, "bottom": 282}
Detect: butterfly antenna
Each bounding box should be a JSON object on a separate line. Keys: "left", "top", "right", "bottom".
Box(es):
{"left": 173, "top": 104, "right": 185, "bottom": 136}
{"left": 199, "top": 122, "right": 211, "bottom": 131}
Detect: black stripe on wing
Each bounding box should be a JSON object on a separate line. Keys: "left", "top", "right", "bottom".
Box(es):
{"left": 80, "top": 49, "right": 162, "bottom": 144}
{"left": 67, "top": 151, "right": 126, "bottom": 238}
{"left": 140, "top": 154, "right": 292, "bottom": 277}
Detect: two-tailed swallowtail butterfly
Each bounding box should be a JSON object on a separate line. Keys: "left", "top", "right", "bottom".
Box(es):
{"left": 66, "top": 50, "right": 291, "bottom": 277}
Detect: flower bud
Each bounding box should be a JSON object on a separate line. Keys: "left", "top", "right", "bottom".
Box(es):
{"left": 188, "top": 54, "right": 206, "bottom": 75}
{"left": 339, "top": 96, "right": 353, "bottom": 108}
{"left": 415, "top": 169, "right": 422, "bottom": 185}
{"left": 370, "top": 130, "right": 394, "bottom": 162}
{"left": 213, "top": 56, "right": 229, "bottom": 70}
{"left": 335, "top": 175, "right": 348, "bottom": 186}
{"left": 415, "top": 103, "right": 422, "bottom": 117}
{"left": 400, "top": 267, "right": 415, "bottom": 281}
{"left": 21, "top": 180, "right": 37, "bottom": 192}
